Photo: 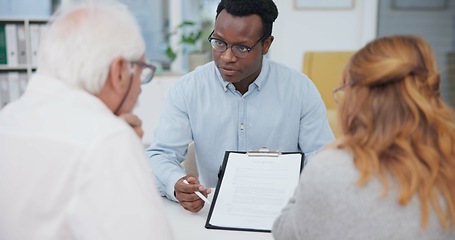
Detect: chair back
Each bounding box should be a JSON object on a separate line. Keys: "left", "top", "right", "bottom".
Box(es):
{"left": 303, "top": 51, "right": 354, "bottom": 109}
{"left": 303, "top": 51, "right": 355, "bottom": 138}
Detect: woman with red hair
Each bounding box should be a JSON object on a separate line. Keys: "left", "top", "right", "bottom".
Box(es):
{"left": 273, "top": 35, "right": 455, "bottom": 240}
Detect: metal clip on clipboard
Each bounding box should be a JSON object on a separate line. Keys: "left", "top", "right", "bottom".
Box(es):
{"left": 247, "top": 147, "right": 281, "bottom": 157}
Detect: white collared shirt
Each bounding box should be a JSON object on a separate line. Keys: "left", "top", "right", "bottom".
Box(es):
{"left": 0, "top": 74, "right": 173, "bottom": 240}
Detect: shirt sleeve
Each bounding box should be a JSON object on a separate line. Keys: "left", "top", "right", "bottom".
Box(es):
{"left": 68, "top": 129, "right": 174, "bottom": 240}
{"left": 298, "top": 76, "right": 335, "bottom": 156}
{"left": 145, "top": 79, "right": 194, "bottom": 201}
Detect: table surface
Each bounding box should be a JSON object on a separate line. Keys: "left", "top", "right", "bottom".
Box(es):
{"left": 161, "top": 191, "right": 274, "bottom": 240}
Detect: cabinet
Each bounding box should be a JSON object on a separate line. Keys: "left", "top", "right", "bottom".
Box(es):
{"left": 0, "top": 18, "right": 48, "bottom": 109}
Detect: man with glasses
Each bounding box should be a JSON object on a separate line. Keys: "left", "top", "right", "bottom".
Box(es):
{"left": 0, "top": 1, "right": 173, "bottom": 239}
{"left": 147, "top": 0, "right": 334, "bottom": 213}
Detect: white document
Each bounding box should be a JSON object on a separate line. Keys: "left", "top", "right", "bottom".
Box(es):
{"left": 39, "top": 24, "right": 48, "bottom": 45}
{"left": 0, "top": 73, "right": 9, "bottom": 108}
{"left": 206, "top": 152, "right": 302, "bottom": 232}
{"left": 7, "top": 72, "right": 20, "bottom": 102}
{"left": 18, "top": 72, "right": 28, "bottom": 95}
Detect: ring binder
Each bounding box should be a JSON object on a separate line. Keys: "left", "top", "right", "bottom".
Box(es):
{"left": 247, "top": 147, "right": 281, "bottom": 157}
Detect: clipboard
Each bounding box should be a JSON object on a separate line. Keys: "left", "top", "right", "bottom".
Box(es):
{"left": 205, "top": 148, "right": 304, "bottom": 232}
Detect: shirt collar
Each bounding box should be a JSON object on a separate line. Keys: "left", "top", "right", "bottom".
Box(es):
{"left": 26, "top": 74, "right": 112, "bottom": 114}
{"left": 215, "top": 57, "right": 270, "bottom": 92}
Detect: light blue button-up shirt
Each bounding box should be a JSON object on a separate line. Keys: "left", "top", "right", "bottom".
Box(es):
{"left": 146, "top": 58, "right": 334, "bottom": 200}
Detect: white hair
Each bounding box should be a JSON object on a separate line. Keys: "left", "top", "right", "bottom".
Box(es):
{"left": 37, "top": 0, "right": 145, "bottom": 94}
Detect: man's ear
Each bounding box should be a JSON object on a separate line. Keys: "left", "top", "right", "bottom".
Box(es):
{"left": 106, "top": 56, "right": 129, "bottom": 93}
{"left": 97, "top": 56, "right": 128, "bottom": 113}
{"left": 262, "top": 36, "right": 274, "bottom": 55}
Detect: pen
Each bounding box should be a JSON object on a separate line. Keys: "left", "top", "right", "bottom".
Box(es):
{"left": 183, "top": 179, "right": 212, "bottom": 204}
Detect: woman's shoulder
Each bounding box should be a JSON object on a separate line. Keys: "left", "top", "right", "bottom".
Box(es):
{"left": 314, "top": 140, "right": 352, "bottom": 162}
{"left": 304, "top": 146, "right": 355, "bottom": 177}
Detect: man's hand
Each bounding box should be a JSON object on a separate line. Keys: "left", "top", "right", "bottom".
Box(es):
{"left": 174, "top": 176, "right": 211, "bottom": 213}
{"left": 119, "top": 113, "right": 144, "bottom": 139}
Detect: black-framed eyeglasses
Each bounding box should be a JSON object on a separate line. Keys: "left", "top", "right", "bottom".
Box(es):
{"left": 130, "top": 60, "right": 156, "bottom": 84}
{"left": 207, "top": 30, "right": 265, "bottom": 59}
{"left": 332, "top": 82, "right": 352, "bottom": 103}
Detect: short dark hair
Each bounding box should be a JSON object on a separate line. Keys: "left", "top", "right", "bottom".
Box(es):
{"left": 215, "top": 0, "right": 278, "bottom": 40}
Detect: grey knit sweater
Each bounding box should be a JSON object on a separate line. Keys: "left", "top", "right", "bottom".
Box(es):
{"left": 272, "top": 149, "right": 455, "bottom": 240}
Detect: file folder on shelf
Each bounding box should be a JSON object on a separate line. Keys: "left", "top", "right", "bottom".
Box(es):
{"left": 29, "top": 24, "right": 41, "bottom": 67}
{"left": 0, "top": 25, "right": 7, "bottom": 65}
{"left": 0, "top": 73, "right": 9, "bottom": 108}
{"left": 16, "top": 25, "right": 27, "bottom": 65}
{"left": 0, "top": 19, "right": 48, "bottom": 110}
{"left": 5, "top": 24, "right": 18, "bottom": 67}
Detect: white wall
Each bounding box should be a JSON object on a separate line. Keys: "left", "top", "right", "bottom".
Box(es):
{"left": 0, "top": 0, "right": 51, "bottom": 17}
{"left": 134, "top": 74, "right": 179, "bottom": 145}
{"left": 270, "top": 0, "right": 378, "bottom": 71}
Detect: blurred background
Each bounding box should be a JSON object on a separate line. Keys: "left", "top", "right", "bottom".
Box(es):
{"left": 1, "top": 0, "right": 454, "bottom": 142}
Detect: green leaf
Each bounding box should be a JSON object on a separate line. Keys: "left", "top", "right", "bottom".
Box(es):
{"left": 181, "top": 31, "right": 202, "bottom": 44}
{"left": 165, "top": 46, "right": 177, "bottom": 62}
{"left": 178, "top": 21, "right": 195, "bottom": 28}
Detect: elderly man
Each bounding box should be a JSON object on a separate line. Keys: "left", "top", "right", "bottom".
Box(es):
{"left": 0, "top": 1, "right": 173, "bottom": 239}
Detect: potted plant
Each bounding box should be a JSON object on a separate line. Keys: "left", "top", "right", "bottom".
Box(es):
{"left": 165, "top": 21, "right": 202, "bottom": 63}
{"left": 165, "top": 20, "right": 211, "bottom": 71}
